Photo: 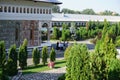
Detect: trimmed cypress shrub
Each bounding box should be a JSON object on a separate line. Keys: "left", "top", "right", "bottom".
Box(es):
{"left": 32, "top": 48, "right": 40, "bottom": 66}
{"left": 42, "top": 46, "right": 48, "bottom": 65}
{"left": 22, "top": 39, "right": 28, "bottom": 68}
{"left": 0, "top": 41, "right": 7, "bottom": 79}
{"left": 18, "top": 39, "right": 28, "bottom": 69}
{"left": 7, "top": 44, "right": 18, "bottom": 76}
{"left": 18, "top": 45, "right": 26, "bottom": 69}
{"left": 0, "top": 41, "right": 6, "bottom": 68}
{"left": 50, "top": 48, "right": 56, "bottom": 62}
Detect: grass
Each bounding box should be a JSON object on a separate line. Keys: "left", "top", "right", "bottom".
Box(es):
{"left": 23, "top": 59, "right": 66, "bottom": 75}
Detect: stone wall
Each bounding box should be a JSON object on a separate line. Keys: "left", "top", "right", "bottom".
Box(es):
{"left": 0, "top": 20, "right": 39, "bottom": 48}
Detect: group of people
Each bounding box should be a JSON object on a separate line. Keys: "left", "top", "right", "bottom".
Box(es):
{"left": 56, "top": 41, "right": 69, "bottom": 51}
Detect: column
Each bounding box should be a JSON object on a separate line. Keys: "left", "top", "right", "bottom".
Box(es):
{"left": 47, "top": 21, "right": 52, "bottom": 42}
{"left": 38, "top": 21, "right": 42, "bottom": 45}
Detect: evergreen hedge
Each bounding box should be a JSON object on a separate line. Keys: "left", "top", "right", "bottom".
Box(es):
{"left": 18, "top": 39, "right": 28, "bottom": 69}
{"left": 32, "top": 48, "right": 40, "bottom": 66}
{"left": 50, "top": 48, "right": 56, "bottom": 62}
{"left": 42, "top": 46, "right": 48, "bottom": 65}
{"left": 7, "top": 44, "right": 18, "bottom": 76}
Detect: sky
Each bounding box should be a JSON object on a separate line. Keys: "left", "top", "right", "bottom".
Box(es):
{"left": 59, "top": 0, "right": 120, "bottom": 14}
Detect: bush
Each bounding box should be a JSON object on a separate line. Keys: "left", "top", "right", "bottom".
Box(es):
{"left": 5, "top": 59, "right": 17, "bottom": 76}
{"left": 18, "top": 39, "right": 28, "bottom": 69}
{"left": 108, "top": 59, "right": 120, "bottom": 80}
{"left": 64, "top": 45, "right": 72, "bottom": 60}
{"left": 7, "top": 44, "right": 18, "bottom": 76}
{"left": 32, "top": 48, "right": 40, "bottom": 66}
{"left": 0, "top": 41, "right": 7, "bottom": 79}
{"left": 53, "top": 27, "right": 60, "bottom": 39}
{"left": 42, "top": 46, "right": 48, "bottom": 65}
{"left": 66, "top": 44, "right": 90, "bottom": 80}
{"left": 58, "top": 74, "right": 65, "bottom": 80}
{"left": 50, "top": 48, "right": 56, "bottom": 62}
{"left": 0, "top": 41, "right": 6, "bottom": 68}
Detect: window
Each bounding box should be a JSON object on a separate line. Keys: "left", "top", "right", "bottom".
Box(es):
{"left": 16, "top": 7, "right": 18, "bottom": 13}
{"left": 49, "top": 9, "right": 51, "bottom": 14}
{"left": 34, "top": 8, "right": 36, "bottom": 14}
{"left": 43, "top": 9, "right": 45, "bottom": 14}
{"left": 12, "top": 7, "right": 15, "bottom": 13}
{"left": 27, "top": 8, "right": 29, "bottom": 13}
{"left": 30, "top": 29, "right": 33, "bottom": 40}
{"left": 15, "top": 28, "right": 18, "bottom": 40}
{"left": 4, "top": 6, "right": 7, "bottom": 12}
{"left": 0, "top": 6, "right": 3, "bottom": 12}
{"left": 20, "top": 7, "right": 22, "bottom": 13}
{"left": 8, "top": 6, "right": 11, "bottom": 12}
{"left": 40, "top": 9, "right": 42, "bottom": 14}
{"left": 30, "top": 8, "right": 32, "bottom": 13}
{"left": 23, "top": 8, "right": 26, "bottom": 13}
{"left": 46, "top": 9, "right": 48, "bottom": 14}
{"left": 37, "top": 8, "right": 39, "bottom": 14}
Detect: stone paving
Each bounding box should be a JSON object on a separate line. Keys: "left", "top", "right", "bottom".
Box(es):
{"left": 20, "top": 67, "right": 66, "bottom": 80}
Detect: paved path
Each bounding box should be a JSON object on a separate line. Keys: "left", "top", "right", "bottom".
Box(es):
{"left": 20, "top": 67, "right": 66, "bottom": 80}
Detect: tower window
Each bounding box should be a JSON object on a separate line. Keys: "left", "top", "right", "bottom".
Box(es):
{"left": 43, "top": 9, "right": 45, "bottom": 14}
{"left": 46, "top": 9, "right": 48, "bottom": 14}
{"left": 27, "top": 8, "right": 29, "bottom": 13}
{"left": 16, "top": 7, "right": 18, "bottom": 13}
{"left": 49, "top": 9, "right": 51, "bottom": 14}
{"left": 12, "top": 7, "right": 15, "bottom": 13}
{"left": 4, "top": 6, "right": 7, "bottom": 12}
{"left": 0, "top": 6, "right": 3, "bottom": 12}
{"left": 37, "top": 8, "right": 39, "bottom": 14}
{"left": 34, "top": 8, "right": 36, "bottom": 14}
{"left": 30, "top": 8, "right": 32, "bottom": 13}
{"left": 8, "top": 6, "right": 11, "bottom": 12}
{"left": 20, "top": 7, "right": 22, "bottom": 13}
{"left": 40, "top": 9, "right": 42, "bottom": 14}
{"left": 23, "top": 8, "right": 26, "bottom": 13}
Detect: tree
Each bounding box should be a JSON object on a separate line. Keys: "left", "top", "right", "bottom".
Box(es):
{"left": 32, "top": 48, "right": 40, "bottom": 66}
{"left": 22, "top": 39, "right": 28, "bottom": 67}
{"left": 66, "top": 44, "right": 90, "bottom": 80}
{"left": 53, "top": 27, "right": 60, "bottom": 39}
{"left": 42, "top": 46, "right": 48, "bottom": 65}
{"left": 18, "top": 39, "right": 28, "bottom": 69}
{"left": 81, "top": 9, "right": 95, "bottom": 15}
{"left": 64, "top": 45, "right": 72, "bottom": 60}
{"left": 50, "top": 48, "right": 56, "bottom": 62}
{"left": 0, "top": 41, "right": 6, "bottom": 68}
{"left": 0, "top": 41, "right": 6, "bottom": 79}
{"left": 52, "top": 5, "right": 60, "bottom": 13}
{"left": 7, "top": 44, "right": 18, "bottom": 76}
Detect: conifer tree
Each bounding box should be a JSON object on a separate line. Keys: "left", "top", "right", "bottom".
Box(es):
{"left": 18, "top": 39, "right": 28, "bottom": 69}
{"left": 7, "top": 44, "right": 18, "bottom": 76}
{"left": 50, "top": 48, "right": 56, "bottom": 62}
{"left": 32, "top": 48, "right": 40, "bottom": 66}
{"left": 42, "top": 46, "right": 48, "bottom": 65}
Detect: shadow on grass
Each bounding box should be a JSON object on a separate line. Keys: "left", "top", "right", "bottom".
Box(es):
{"left": 55, "top": 60, "right": 66, "bottom": 65}
{"left": 25, "top": 64, "right": 47, "bottom": 70}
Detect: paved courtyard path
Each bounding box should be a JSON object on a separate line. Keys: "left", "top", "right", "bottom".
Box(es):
{"left": 20, "top": 67, "right": 66, "bottom": 80}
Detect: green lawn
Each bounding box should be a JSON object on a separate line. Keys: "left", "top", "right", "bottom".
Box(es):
{"left": 23, "top": 59, "right": 66, "bottom": 74}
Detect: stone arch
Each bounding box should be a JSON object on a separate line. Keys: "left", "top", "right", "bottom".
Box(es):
{"left": 41, "top": 23, "right": 49, "bottom": 42}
